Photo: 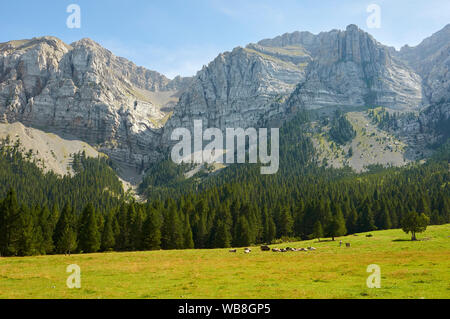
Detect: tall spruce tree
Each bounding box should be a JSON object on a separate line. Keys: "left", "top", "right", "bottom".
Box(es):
{"left": 38, "top": 205, "right": 54, "bottom": 254}
{"left": 346, "top": 209, "right": 359, "bottom": 234}
{"left": 193, "top": 200, "right": 208, "bottom": 248}
{"left": 161, "top": 202, "right": 183, "bottom": 250}
{"left": 78, "top": 203, "right": 101, "bottom": 253}
{"left": 17, "top": 205, "right": 37, "bottom": 256}
{"left": 57, "top": 224, "right": 77, "bottom": 255}
{"left": 54, "top": 203, "right": 77, "bottom": 254}
{"left": 115, "top": 203, "right": 130, "bottom": 251}
{"left": 359, "top": 202, "right": 376, "bottom": 232}
{"left": 312, "top": 220, "right": 324, "bottom": 242}
{"left": 142, "top": 207, "right": 162, "bottom": 250}
{"left": 183, "top": 215, "right": 195, "bottom": 249}
{"left": 0, "top": 189, "right": 21, "bottom": 256}
{"left": 328, "top": 210, "right": 347, "bottom": 241}
{"left": 278, "top": 207, "right": 293, "bottom": 237}
{"left": 267, "top": 218, "right": 276, "bottom": 244}
{"left": 131, "top": 207, "right": 144, "bottom": 250}
{"left": 101, "top": 212, "right": 116, "bottom": 251}
{"left": 234, "top": 216, "right": 251, "bottom": 247}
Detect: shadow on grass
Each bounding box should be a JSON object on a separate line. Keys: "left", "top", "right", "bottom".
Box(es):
{"left": 393, "top": 237, "right": 432, "bottom": 242}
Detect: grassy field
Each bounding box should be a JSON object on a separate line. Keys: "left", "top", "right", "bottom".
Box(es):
{"left": 0, "top": 225, "right": 449, "bottom": 299}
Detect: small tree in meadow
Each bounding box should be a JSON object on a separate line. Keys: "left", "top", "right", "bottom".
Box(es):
{"left": 401, "top": 211, "right": 430, "bottom": 241}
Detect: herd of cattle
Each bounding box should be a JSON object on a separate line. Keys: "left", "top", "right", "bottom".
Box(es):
{"left": 229, "top": 246, "right": 317, "bottom": 254}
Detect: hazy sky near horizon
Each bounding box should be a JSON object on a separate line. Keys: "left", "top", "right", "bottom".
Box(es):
{"left": 1, "top": 0, "right": 449, "bottom": 78}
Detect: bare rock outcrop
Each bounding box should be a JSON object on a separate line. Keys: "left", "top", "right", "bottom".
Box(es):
{"left": 0, "top": 36, "right": 191, "bottom": 170}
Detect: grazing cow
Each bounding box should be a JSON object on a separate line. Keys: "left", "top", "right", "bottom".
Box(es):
{"left": 288, "top": 247, "right": 296, "bottom": 252}
{"left": 346, "top": 243, "right": 351, "bottom": 248}
{"left": 229, "top": 249, "right": 237, "bottom": 253}
{"left": 244, "top": 249, "right": 251, "bottom": 254}
{"left": 272, "top": 248, "right": 280, "bottom": 252}
{"left": 308, "top": 247, "right": 316, "bottom": 251}
{"left": 261, "top": 245, "right": 271, "bottom": 251}
{"left": 280, "top": 249, "right": 287, "bottom": 252}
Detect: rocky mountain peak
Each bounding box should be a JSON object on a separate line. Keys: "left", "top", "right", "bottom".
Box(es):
{"left": 397, "top": 24, "right": 450, "bottom": 106}
{"left": 71, "top": 37, "right": 101, "bottom": 47}
{"left": 0, "top": 36, "right": 192, "bottom": 174}
{"left": 0, "top": 36, "right": 70, "bottom": 53}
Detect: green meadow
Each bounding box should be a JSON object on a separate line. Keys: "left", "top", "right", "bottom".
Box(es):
{"left": 0, "top": 224, "right": 449, "bottom": 299}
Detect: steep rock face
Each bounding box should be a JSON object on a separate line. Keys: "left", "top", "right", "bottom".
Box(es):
{"left": 163, "top": 25, "right": 426, "bottom": 151}
{"left": 0, "top": 37, "right": 190, "bottom": 168}
{"left": 397, "top": 24, "right": 450, "bottom": 142}
{"left": 286, "top": 25, "right": 423, "bottom": 111}
{"left": 399, "top": 24, "right": 450, "bottom": 105}
{"left": 161, "top": 45, "right": 307, "bottom": 147}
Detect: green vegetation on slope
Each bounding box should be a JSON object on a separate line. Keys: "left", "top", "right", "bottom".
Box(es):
{"left": 328, "top": 110, "right": 356, "bottom": 145}
{"left": 0, "top": 137, "right": 124, "bottom": 213}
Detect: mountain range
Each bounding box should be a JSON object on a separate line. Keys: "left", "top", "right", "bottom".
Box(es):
{"left": 0, "top": 24, "right": 449, "bottom": 184}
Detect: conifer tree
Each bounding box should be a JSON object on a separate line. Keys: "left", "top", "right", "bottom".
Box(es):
{"left": 346, "top": 209, "right": 359, "bottom": 234}
{"left": 0, "top": 188, "right": 21, "bottom": 256}
{"left": 161, "top": 203, "right": 183, "bottom": 250}
{"left": 78, "top": 203, "right": 101, "bottom": 253}
{"left": 379, "top": 208, "right": 392, "bottom": 230}
{"left": 312, "top": 220, "right": 324, "bottom": 242}
{"left": 328, "top": 210, "right": 347, "bottom": 241}
{"left": 183, "top": 215, "right": 195, "bottom": 249}
{"left": 234, "top": 216, "right": 251, "bottom": 247}
{"left": 193, "top": 200, "right": 208, "bottom": 248}
{"left": 115, "top": 203, "right": 130, "bottom": 251}
{"left": 278, "top": 207, "right": 293, "bottom": 237}
{"left": 54, "top": 203, "right": 77, "bottom": 254}
{"left": 17, "top": 205, "right": 37, "bottom": 256}
{"left": 131, "top": 207, "right": 144, "bottom": 250}
{"left": 262, "top": 206, "right": 271, "bottom": 243}
{"left": 57, "top": 224, "right": 77, "bottom": 255}
{"left": 39, "top": 205, "right": 54, "bottom": 254}
{"left": 212, "top": 220, "right": 232, "bottom": 248}
{"left": 359, "top": 202, "right": 376, "bottom": 232}
{"left": 101, "top": 212, "right": 116, "bottom": 251}
{"left": 267, "top": 217, "right": 276, "bottom": 244}
{"left": 142, "top": 207, "right": 162, "bottom": 250}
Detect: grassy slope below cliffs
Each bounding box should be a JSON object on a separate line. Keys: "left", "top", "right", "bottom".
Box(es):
{"left": 0, "top": 224, "right": 448, "bottom": 299}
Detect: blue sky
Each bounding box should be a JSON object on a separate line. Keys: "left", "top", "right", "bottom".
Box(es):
{"left": 1, "top": 0, "right": 449, "bottom": 78}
